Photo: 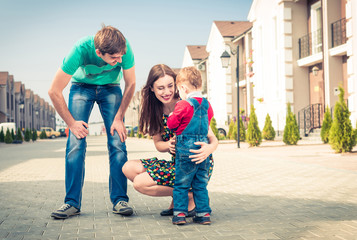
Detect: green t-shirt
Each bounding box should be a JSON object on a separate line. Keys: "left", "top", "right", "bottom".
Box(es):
{"left": 61, "top": 36, "right": 135, "bottom": 85}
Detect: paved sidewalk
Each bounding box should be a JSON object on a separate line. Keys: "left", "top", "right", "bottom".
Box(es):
{"left": 0, "top": 136, "right": 357, "bottom": 240}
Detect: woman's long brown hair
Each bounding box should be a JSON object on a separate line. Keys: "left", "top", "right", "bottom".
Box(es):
{"left": 139, "top": 64, "right": 179, "bottom": 136}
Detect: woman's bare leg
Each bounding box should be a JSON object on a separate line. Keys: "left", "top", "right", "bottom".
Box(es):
{"left": 123, "top": 159, "right": 195, "bottom": 210}
{"left": 188, "top": 192, "right": 195, "bottom": 211}
{"left": 133, "top": 172, "right": 173, "bottom": 196}
{"left": 122, "top": 159, "right": 146, "bottom": 182}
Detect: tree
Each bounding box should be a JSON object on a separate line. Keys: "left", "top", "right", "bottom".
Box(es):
{"left": 40, "top": 129, "right": 47, "bottom": 139}
{"left": 228, "top": 120, "right": 235, "bottom": 140}
{"left": 15, "top": 127, "right": 23, "bottom": 143}
{"left": 329, "top": 86, "right": 356, "bottom": 153}
{"left": 5, "top": 128, "right": 13, "bottom": 144}
{"left": 239, "top": 117, "right": 246, "bottom": 142}
{"left": 32, "top": 129, "right": 38, "bottom": 141}
{"left": 246, "top": 105, "right": 261, "bottom": 147}
{"left": 320, "top": 106, "right": 332, "bottom": 143}
{"left": 210, "top": 117, "right": 219, "bottom": 139}
{"left": 262, "top": 114, "right": 276, "bottom": 140}
{"left": 24, "top": 128, "right": 31, "bottom": 142}
{"left": 11, "top": 128, "right": 15, "bottom": 141}
{"left": 138, "top": 132, "right": 143, "bottom": 138}
{"left": 283, "top": 103, "right": 300, "bottom": 145}
{"left": 354, "top": 122, "right": 357, "bottom": 147}
{"left": 0, "top": 127, "right": 4, "bottom": 142}
{"left": 129, "top": 127, "right": 134, "bottom": 137}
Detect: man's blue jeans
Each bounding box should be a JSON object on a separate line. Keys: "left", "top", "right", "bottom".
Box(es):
{"left": 65, "top": 83, "right": 128, "bottom": 210}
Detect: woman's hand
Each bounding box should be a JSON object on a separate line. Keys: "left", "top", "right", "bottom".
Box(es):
{"left": 189, "top": 127, "right": 218, "bottom": 164}
{"left": 189, "top": 142, "right": 214, "bottom": 164}
{"left": 168, "top": 135, "right": 176, "bottom": 154}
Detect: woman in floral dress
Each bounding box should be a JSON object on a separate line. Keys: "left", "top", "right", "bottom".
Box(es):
{"left": 122, "top": 64, "right": 218, "bottom": 214}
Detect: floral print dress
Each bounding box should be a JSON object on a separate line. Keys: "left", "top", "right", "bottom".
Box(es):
{"left": 140, "top": 114, "right": 213, "bottom": 187}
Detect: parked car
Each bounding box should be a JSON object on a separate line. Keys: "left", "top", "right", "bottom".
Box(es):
{"left": 126, "top": 126, "right": 138, "bottom": 135}
{"left": 58, "top": 128, "right": 67, "bottom": 137}
{"left": 37, "top": 127, "right": 61, "bottom": 139}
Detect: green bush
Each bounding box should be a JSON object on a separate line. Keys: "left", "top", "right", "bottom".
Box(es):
{"left": 24, "top": 128, "right": 31, "bottom": 142}
{"left": 5, "top": 128, "right": 13, "bottom": 144}
{"left": 0, "top": 127, "right": 4, "bottom": 142}
{"left": 32, "top": 129, "right": 37, "bottom": 141}
{"left": 354, "top": 122, "right": 357, "bottom": 146}
{"left": 129, "top": 127, "right": 134, "bottom": 137}
{"left": 15, "top": 127, "right": 23, "bottom": 142}
{"left": 239, "top": 117, "right": 246, "bottom": 142}
{"left": 246, "top": 105, "right": 261, "bottom": 147}
{"left": 210, "top": 117, "right": 219, "bottom": 139}
{"left": 228, "top": 120, "right": 235, "bottom": 140}
{"left": 283, "top": 103, "right": 300, "bottom": 145}
{"left": 11, "top": 128, "right": 15, "bottom": 140}
{"left": 40, "top": 129, "right": 47, "bottom": 139}
{"left": 320, "top": 106, "right": 332, "bottom": 143}
{"left": 262, "top": 114, "right": 276, "bottom": 140}
{"left": 329, "top": 86, "right": 356, "bottom": 153}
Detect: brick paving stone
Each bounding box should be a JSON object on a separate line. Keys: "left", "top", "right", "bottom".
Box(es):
{"left": 1, "top": 137, "right": 357, "bottom": 239}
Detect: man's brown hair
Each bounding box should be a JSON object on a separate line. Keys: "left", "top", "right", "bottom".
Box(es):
{"left": 176, "top": 66, "right": 202, "bottom": 89}
{"left": 94, "top": 25, "right": 126, "bottom": 55}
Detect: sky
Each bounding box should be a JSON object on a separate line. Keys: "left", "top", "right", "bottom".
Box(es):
{"left": 0, "top": 0, "right": 253, "bottom": 123}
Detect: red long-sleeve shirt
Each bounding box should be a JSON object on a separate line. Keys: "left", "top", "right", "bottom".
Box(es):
{"left": 167, "top": 97, "right": 214, "bottom": 136}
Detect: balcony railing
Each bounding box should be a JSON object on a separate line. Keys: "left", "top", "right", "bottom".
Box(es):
{"left": 298, "top": 29, "right": 322, "bottom": 59}
{"left": 332, "top": 18, "right": 346, "bottom": 48}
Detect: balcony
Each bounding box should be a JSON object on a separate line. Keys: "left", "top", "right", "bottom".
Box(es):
{"left": 298, "top": 29, "right": 322, "bottom": 59}
{"left": 332, "top": 18, "right": 346, "bottom": 48}
{"left": 297, "top": 29, "right": 323, "bottom": 67}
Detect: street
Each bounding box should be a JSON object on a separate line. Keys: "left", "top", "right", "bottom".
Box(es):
{"left": 0, "top": 136, "right": 357, "bottom": 240}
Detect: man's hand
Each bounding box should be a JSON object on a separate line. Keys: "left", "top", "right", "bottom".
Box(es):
{"left": 110, "top": 119, "right": 126, "bottom": 142}
{"left": 69, "top": 121, "right": 89, "bottom": 139}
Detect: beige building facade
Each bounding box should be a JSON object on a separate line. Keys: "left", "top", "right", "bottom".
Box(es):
{"left": 248, "top": 0, "right": 356, "bottom": 134}
{"left": 0, "top": 71, "right": 56, "bottom": 132}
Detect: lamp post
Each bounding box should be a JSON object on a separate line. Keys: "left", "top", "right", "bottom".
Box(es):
{"left": 220, "top": 46, "right": 240, "bottom": 148}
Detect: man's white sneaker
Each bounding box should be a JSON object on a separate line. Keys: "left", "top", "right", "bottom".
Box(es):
{"left": 113, "top": 201, "right": 133, "bottom": 216}
{"left": 51, "top": 204, "right": 80, "bottom": 219}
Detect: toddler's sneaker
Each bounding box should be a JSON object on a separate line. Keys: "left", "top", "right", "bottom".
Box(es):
{"left": 51, "top": 204, "right": 80, "bottom": 219}
{"left": 113, "top": 201, "right": 133, "bottom": 216}
{"left": 172, "top": 213, "right": 186, "bottom": 225}
{"left": 193, "top": 213, "right": 211, "bottom": 225}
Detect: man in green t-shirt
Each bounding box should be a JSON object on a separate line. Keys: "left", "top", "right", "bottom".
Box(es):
{"left": 49, "top": 25, "right": 136, "bottom": 219}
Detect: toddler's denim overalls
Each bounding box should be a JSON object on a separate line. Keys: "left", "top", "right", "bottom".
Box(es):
{"left": 173, "top": 97, "right": 212, "bottom": 216}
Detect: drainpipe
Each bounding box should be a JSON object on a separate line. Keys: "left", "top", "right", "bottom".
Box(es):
{"left": 321, "top": 0, "right": 329, "bottom": 108}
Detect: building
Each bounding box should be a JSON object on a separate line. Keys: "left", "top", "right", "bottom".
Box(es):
{"left": 14, "top": 81, "right": 25, "bottom": 130}
{"left": 0, "top": 71, "right": 56, "bottom": 131}
{"left": 0, "top": 72, "right": 15, "bottom": 123}
{"left": 182, "top": 45, "right": 209, "bottom": 96}
{"left": 204, "top": 21, "right": 252, "bottom": 134}
{"left": 248, "top": 0, "right": 357, "bottom": 134}
{"left": 125, "top": 90, "right": 141, "bottom": 129}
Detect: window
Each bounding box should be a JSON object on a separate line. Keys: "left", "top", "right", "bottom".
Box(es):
{"left": 311, "top": 2, "right": 322, "bottom": 54}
